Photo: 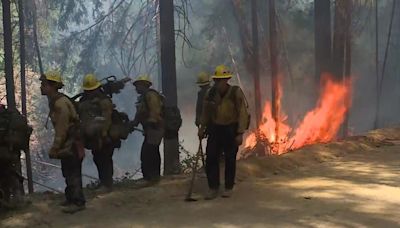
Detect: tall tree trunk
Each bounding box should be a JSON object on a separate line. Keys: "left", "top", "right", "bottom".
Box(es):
{"left": 2, "top": 0, "right": 16, "bottom": 110}
{"left": 155, "top": 0, "right": 162, "bottom": 91}
{"left": 230, "top": 0, "right": 252, "bottom": 69}
{"left": 32, "top": 0, "right": 44, "bottom": 75}
{"left": 376, "top": 0, "right": 396, "bottom": 128}
{"left": 373, "top": 0, "right": 379, "bottom": 129}
{"left": 159, "top": 0, "right": 180, "bottom": 175}
{"left": 18, "top": 0, "right": 34, "bottom": 194}
{"left": 269, "top": 0, "right": 280, "bottom": 154}
{"left": 251, "top": 0, "right": 262, "bottom": 128}
{"left": 314, "top": 0, "right": 332, "bottom": 84}
{"left": 332, "top": 0, "right": 347, "bottom": 81}
{"left": 343, "top": 0, "right": 352, "bottom": 137}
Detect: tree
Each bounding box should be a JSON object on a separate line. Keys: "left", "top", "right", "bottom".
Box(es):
{"left": 159, "top": 0, "right": 180, "bottom": 174}
{"left": 332, "top": 0, "right": 352, "bottom": 136}
{"left": 18, "top": 0, "right": 34, "bottom": 193}
{"left": 343, "top": 0, "right": 352, "bottom": 137}
{"left": 251, "top": 0, "right": 262, "bottom": 127}
{"left": 314, "top": 0, "right": 332, "bottom": 85}
{"left": 269, "top": 0, "right": 280, "bottom": 152}
{"left": 332, "top": 0, "right": 347, "bottom": 80}
{"left": 2, "top": 0, "right": 16, "bottom": 110}
{"left": 230, "top": 0, "right": 262, "bottom": 129}
{"left": 375, "top": 0, "right": 396, "bottom": 128}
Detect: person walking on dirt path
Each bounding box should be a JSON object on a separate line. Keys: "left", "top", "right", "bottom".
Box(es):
{"left": 195, "top": 72, "right": 211, "bottom": 127}
{"left": 78, "top": 74, "right": 116, "bottom": 194}
{"left": 198, "top": 65, "right": 250, "bottom": 200}
{"left": 130, "top": 75, "right": 164, "bottom": 187}
{"left": 40, "top": 70, "right": 86, "bottom": 214}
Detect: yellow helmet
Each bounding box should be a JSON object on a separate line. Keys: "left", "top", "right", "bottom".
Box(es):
{"left": 133, "top": 74, "right": 152, "bottom": 86}
{"left": 212, "top": 65, "right": 233, "bottom": 79}
{"left": 42, "top": 70, "right": 63, "bottom": 85}
{"left": 82, "top": 73, "right": 101, "bottom": 91}
{"left": 196, "top": 72, "right": 210, "bottom": 86}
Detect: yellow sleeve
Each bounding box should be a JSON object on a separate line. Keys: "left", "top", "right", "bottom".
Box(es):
{"left": 99, "top": 98, "right": 114, "bottom": 137}
{"left": 199, "top": 90, "right": 211, "bottom": 131}
{"left": 145, "top": 91, "right": 162, "bottom": 124}
{"left": 51, "top": 98, "right": 72, "bottom": 151}
{"left": 235, "top": 88, "right": 249, "bottom": 134}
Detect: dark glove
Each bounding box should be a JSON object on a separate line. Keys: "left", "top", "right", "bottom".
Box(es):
{"left": 49, "top": 148, "right": 59, "bottom": 159}
{"left": 146, "top": 122, "right": 160, "bottom": 130}
{"left": 129, "top": 120, "right": 139, "bottom": 131}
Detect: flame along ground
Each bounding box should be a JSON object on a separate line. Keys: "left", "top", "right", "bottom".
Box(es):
{"left": 244, "top": 73, "right": 352, "bottom": 155}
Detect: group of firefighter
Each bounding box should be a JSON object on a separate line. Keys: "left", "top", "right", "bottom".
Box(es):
{"left": 0, "top": 64, "right": 250, "bottom": 214}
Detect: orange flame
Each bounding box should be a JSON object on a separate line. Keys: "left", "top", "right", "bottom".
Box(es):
{"left": 244, "top": 73, "right": 352, "bottom": 155}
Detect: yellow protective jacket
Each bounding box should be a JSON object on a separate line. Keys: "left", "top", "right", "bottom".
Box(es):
{"left": 133, "top": 89, "right": 163, "bottom": 127}
{"left": 98, "top": 97, "right": 113, "bottom": 137}
{"left": 196, "top": 85, "right": 210, "bottom": 126}
{"left": 49, "top": 93, "right": 79, "bottom": 153}
{"left": 200, "top": 85, "right": 249, "bottom": 134}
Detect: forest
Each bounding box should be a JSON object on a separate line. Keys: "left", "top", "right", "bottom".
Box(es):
{"left": 1, "top": 0, "right": 400, "bottom": 226}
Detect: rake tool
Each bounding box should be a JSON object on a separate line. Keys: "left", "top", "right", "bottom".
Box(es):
{"left": 184, "top": 139, "right": 204, "bottom": 202}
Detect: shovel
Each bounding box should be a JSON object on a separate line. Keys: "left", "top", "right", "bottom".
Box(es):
{"left": 184, "top": 140, "right": 203, "bottom": 202}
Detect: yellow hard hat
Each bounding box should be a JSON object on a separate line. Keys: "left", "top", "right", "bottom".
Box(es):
{"left": 133, "top": 74, "right": 152, "bottom": 86}
{"left": 42, "top": 70, "right": 63, "bottom": 85}
{"left": 82, "top": 73, "right": 101, "bottom": 91}
{"left": 196, "top": 72, "right": 210, "bottom": 86}
{"left": 212, "top": 65, "right": 233, "bottom": 79}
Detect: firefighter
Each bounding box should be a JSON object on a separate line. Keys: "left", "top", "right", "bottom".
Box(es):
{"left": 78, "top": 74, "right": 115, "bottom": 193}
{"left": 195, "top": 72, "right": 211, "bottom": 127}
{"left": 130, "top": 75, "right": 164, "bottom": 186}
{"left": 0, "top": 104, "right": 28, "bottom": 209}
{"left": 198, "top": 65, "right": 250, "bottom": 200}
{"left": 40, "top": 70, "right": 85, "bottom": 213}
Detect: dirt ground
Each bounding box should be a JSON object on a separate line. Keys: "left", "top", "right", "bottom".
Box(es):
{"left": 1, "top": 127, "right": 400, "bottom": 228}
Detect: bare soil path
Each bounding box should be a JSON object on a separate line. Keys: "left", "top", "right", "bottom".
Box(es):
{"left": 2, "top": 128, "right": 400, "bottom": 228}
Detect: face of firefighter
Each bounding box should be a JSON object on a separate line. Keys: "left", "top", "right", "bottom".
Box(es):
{"left": 134, "top": 82, "right": 150, "bottom": 95}
{"left": 214, "top": 78, "right": 229, "bottom": 94}
{"left": 40, "top": 80, "right": 58, "bottom": 96}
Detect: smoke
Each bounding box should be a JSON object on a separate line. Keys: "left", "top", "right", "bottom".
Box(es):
{"left": 5, "top": 0, "right": 399, "bottom": 191}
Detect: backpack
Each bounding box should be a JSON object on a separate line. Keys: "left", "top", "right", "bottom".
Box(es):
{"left": 78, "top": 93, "right": 131, "bottom": 148}
{"left": 0, "top": 107, "right": 32, "bottom": 152}
{"left": 207, "top": 86, "right": 251, "bottom": 130}
{"left": 144, "top": 89, "right": 182, "bottom": 138}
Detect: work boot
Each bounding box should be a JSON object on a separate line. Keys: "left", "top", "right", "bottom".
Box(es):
{"left": 59, "top": 200, "right": 72, "bottom": 207}
{"left": 204, "top": 189, "right": 218, "bottom": 200}
{"left": 133, "top": 179, "right": 154, "bottom": 188}
{"left": 95, "top": 186, "right": 112, "bottom": 194}
{"left": 61, "top": 204, "right": 85, "bottom": 214}
{"left": 221, "top": 189, "right": 233, "bottom": 198}
{"left": 87, "top": 182, "right": 102, "bottom": 190}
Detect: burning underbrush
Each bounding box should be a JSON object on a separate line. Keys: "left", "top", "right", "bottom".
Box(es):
{"left": 243, "top": 73, "right": 352, "bottom": 156}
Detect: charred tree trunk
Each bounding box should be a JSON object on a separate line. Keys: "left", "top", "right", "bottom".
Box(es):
{"left": 269, "top": 0, "right": 280, "bottom": 152}
{"left": 373, "top": 0, "right": 379, "bottom": 129}
{"left": 155, "top": 0, "right": 162, "bottom": 91}
{"left": 314, "top": 0, "right": 332, "bottom": 84}
{"left": 230, "top": 0, "right": 252, "bottom": 68}
{"left": 332, "top": 0, "right": 347, "bottom": 81}
{"left": 2, "top": 0, "right": 16, "bottom": 110}
{"left": 18, "top": 0, "right": 34, "bottom": 194}
{"left": 31, "top": 0, "right": 44, "bottom": 75}
{"left": 159, "top": 0, "right": 180, "bottom": 175}
{"left": 332, "top": 0, "right": 352, "bottom": 136}
{"left": 376, "top": 0, "right": 396, "bottom": 128}
{"left": 343, "top": 0, "right": 352, "bottom": 137}
{"left": 251, "top": 0, "right": 262, "bottom": 128}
